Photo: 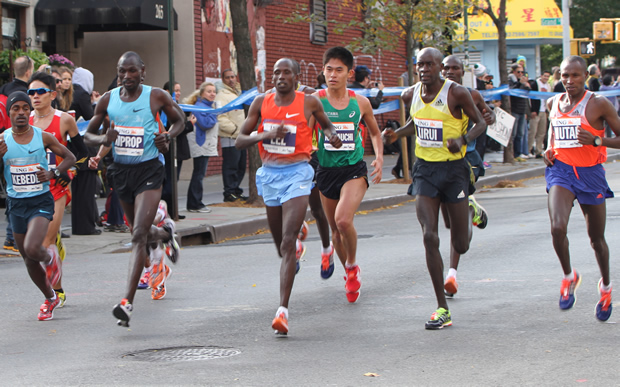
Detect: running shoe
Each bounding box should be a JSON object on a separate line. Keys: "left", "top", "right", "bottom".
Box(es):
{"left": 320, "top": 243, "right": 335, "bottom": 280}
{"left": 559, "top": 271, "right": 581, "bottom": 310}
{"left": 298, "top": 221, "right": 309, "bottom": 241}
{"left": 138, "top": 270, "right": 151, "bottom": 289}
{"left": 469, "top": 196, "right": 488, "bottom": 229}
{"left": 595, "top": 279, "right": 613, "bottom": 322}
{"left": 295, "top": 239, "right": 306, "bottom": 274}
{"left": 272, "top": 312, "right": 288, "bottom": 335}
{"left": 425, "top": 307, "right": 452, "bottom": 330}
{"left": 444, "top": 276, "right": 458, "bottom": 297}
{"left": 55, "top": 290, "right": 66, "bottom": 308}
{"left": 55, "top": 232, "right": 66, "bottom": 261}
{"left": 152, "top": 283, "right": 167, "bottom": 300}
{"left": 113, "top": 299, "right": 132, "bottom": 327}
{"left": 345, "top": 265, "right": 361, "bottom": 303}
{"left": 162, "top": 218, "right": 180, "bottom": 264}
{"left": 44, "top": 246, "right": 61, "bottom": 286}
{"left": 3, "top": 239, "right": 19, "bottom": 253}
{"left": 149, "top": 261, "right": 171, "bottom": 289}
{"left": 188, "top": 206, "right": 212, "bottom": 213}
{"left": 37, "top": 296, "right": 61, "bottom": 321}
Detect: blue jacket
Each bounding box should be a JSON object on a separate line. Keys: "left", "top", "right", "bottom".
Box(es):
{"left": 194, "top": 98, "right": 217, "bottom": 146}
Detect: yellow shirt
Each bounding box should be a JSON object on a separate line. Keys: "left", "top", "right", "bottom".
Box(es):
{"left": 410, "top": 79, "right": 467, "bottom": 162}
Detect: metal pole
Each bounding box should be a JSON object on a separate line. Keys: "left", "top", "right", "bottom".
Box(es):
{"left": 463, "top": 0, "right": 469, "bottom": 68}
{"left": 398, "top": 77, "right": 410, "bottom": 181}
{"left": 167, "top": 0, "right": 178, "bottom": 221}
{"left": 562, "top": 0, "right": 570, "bottom": 57}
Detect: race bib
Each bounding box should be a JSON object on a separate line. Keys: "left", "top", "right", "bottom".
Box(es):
{"left": 115, "top": 126, "right": 145, "bottom": 156}
{"left": 47, "top": 150, "right": 57, "bottom": 170}
{"left": 325, "top": 122, "right": 355, "bottom": 151}
{"left": 552, "top": 117, "right": 582, "bottom": 148}
{"left": 415, "top": 118, "right": 443, "bottom": 148}
{"left": 10, "top": 163, "right": 42, "bottom": 193}
{"left": 262, "top": 121, "right": 297, "bottom": 154}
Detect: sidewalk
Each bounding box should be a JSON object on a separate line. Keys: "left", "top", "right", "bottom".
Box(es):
{"left": 2, "top": 150, "right": 618, "bottom": 256}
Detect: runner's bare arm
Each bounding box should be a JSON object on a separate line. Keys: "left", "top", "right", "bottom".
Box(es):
{"left": 448, "top": 85, "right": 486, "bottom": 153}
{"left": 235, "top": 95, "right": 284, "bottom": 149}
{"left": 357, "top": 95, "right": 383, "bottom": 183}
{"left": 306, "top": 94, "right": 341, "bottom": 148}
{"left": 578, "top": 96, "right": 620, "bottom": 148}
{"left": 471, "top": 89, "right": 495, "bottom": 125}
{"left": 84, "top": 92, "right": 111, "bottom": 146}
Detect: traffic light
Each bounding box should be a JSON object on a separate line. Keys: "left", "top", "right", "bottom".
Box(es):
{"left": 579, "top": 40, "right": 595, "bottom": 57}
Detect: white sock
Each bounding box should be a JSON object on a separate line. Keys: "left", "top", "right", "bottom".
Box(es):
{"left": 322, "top": 243, "right": 333, "bottom": 255}
{"left": 48, "top": 290, "right": 57, "bottom": 301}
{"left": 276, "top": 306, "right": 288, "bottom": 319}
{"left": 447, "top": 268, "right": 457, "bottom": 279}
{"left": 601, "top": 281, "right": 612, "bottom": 292}
{"left": 345, "top": 263, "right": 357, "bottom": 269}
{"left": 564, "top": 270, "right": 574, "bottom": 280}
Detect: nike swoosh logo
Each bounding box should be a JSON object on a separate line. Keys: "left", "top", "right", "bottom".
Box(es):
{"left": 28, "top": 150, "right": 37, "bottom": 154}
{"left": 133, "top": 108, "right": 145, "bottom": 113}
{"left": 285, "top": 113, "right": 299, "bottom": 118}
{"left": 39, "top": 210, "right": 50, "bottom": 214}
{"left": 146, "top": 181, "right": 153, "bottom": 186}
{"left": 300, "top": 185, "right": 308, "bottom": 189}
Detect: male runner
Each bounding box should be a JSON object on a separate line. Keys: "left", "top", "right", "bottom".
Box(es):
{"left": 309, "top": 46, "right": 384, "bottom": 303}
{"left": 236, "top": 58, "right": 341, "bottom": 335}
{"left": 28, "top": 71, "right": 88, "bottom": 307}
{"left": 544, "top": 55, "right": 620, "bottom": 322}
{"left": 440, "top": 55, "right": 494, "bottom": 297}
{"left": 84, "top": 51, "right": 184, "bottom": 327}
{"left": 383, "top": 48, "right": 486, "bottom": 329}
{"left": 1, "top": 91, "right": 76, "bottom": 320}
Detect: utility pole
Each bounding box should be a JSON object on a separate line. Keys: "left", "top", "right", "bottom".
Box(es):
{"left": 562, "top": 0, "right": 570, "bottom": 57}
{"left": 167, "top": 0, "right": 178, "bottom": 220}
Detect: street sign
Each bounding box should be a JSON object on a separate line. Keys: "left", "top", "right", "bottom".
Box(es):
{"left": 579, "top": 40, "right": 595, "bottom": 56}
{"left": 541, "top": 18, "right": 562, "bottom": 26}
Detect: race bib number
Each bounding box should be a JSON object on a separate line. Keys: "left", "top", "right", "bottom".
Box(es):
{"left": 10, "top": 164, "right": 42, "bottom": 193}
{"left": 115, "top": 126, "right": 145, "bottom": 156}
{"left": 552, "top": 117, "right": 582, "bottom": 148}
{"left": 325, "top": 122, "right": 355, "bottom": 151}
{"left": 262, "top": 121, "right": 297, "bottom": 154}
{"left": 415, "top": 118, "right": 443, "bottom": 148}
{"left": 47, "top": 150, "right": 57, "bottom": 170}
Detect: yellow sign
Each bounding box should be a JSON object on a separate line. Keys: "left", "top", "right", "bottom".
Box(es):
{"left": 455, "top": 0, "right": 573, "bottom": 41}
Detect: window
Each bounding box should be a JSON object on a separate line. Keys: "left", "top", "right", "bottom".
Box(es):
{"left": 310, "top": 0, "right": 327, "bottom": 45}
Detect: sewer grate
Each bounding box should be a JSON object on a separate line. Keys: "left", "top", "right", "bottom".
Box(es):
{"left": 122, "top": 346, "right": 241, "bottom": 362}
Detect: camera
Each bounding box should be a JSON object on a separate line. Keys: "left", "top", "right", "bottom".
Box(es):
{"left": 374, "top": 82, "right": 379, "bottom": 87}
{"left": 44, "top": 65, "right": 52, "bottom": 74}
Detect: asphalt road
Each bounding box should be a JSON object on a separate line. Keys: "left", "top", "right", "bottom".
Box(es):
{"left": 2, "top": 162, "right": 620, "bottom": 386}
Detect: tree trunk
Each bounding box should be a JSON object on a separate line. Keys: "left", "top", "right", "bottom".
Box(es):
{"left": 229, "top": 0, "right": 262, "bottom": 203}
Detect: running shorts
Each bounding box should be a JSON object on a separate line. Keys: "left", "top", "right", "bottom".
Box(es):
{"left": 256, "top": 162, "right": 314, "bottom": 207}
{"left": 106, "top": 158, "right": 165, "bottom": 204}
{"left": 465, "top": 149, "right": 485, "bottom": 182}
{"left": 7, "top": 192, "right": 55, "bottom": 234}
{"left": 50, "top": 179, "right": 71, "bottom": 205}
{"left": 545, "top": 159, "right": 614, "bottom": 205}
{"left": 316, "top": 160, "right": 368, "bottom": 200}
{"left": 410, "top": 158, "right": 473, "bottom": 203}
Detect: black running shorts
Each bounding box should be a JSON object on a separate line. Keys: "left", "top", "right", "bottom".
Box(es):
{"left": 411, "top": 158, "right": 474, "bottom": 203}
{"left": 107, "top": 158, "right": 165, "bottom": 204}
{"left": 316, "top": 160, "right": 369, "bottom": 200}
{"left": 7, "top": 191, "right": 55, "bottom": 234}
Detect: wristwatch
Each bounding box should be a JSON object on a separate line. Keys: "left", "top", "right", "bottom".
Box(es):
{"left": 164, "top": 132, "right": 171, "bottom": 142}
{"left": 593, "top": 136, "right": 602, "bottom": 147}
{"left": 53, "top": 169, "right": 61, "bottom": 178}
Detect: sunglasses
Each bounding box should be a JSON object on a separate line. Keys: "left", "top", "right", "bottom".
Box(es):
{"left": 27, "top": 88, "right": 53, "bottom": 96}
{"left": 56, "top": 79, "right": 62, "bottom": 84}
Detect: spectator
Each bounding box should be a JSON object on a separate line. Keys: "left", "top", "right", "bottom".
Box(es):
{"left": 551, "top": 66, "right": 561, "bottom": 89}
{"left": 586, "top": 64, "right": 601, "bottom": 91}
{"left": 528, "top": 70, "right": 551, "bottom": 158}
{"left": 215, "top": 69, "right": 247, "bottom": 202}
{"left": 600, "top": 75, "right": 620, "bottom": 138}
{"left": 71, "top": 67, "right": 96, "bottom": 121}
{"left": 508, "top": 63, "right": 531, "bottom": 161}
{"left": 517, "top": 55, "right": 529, "bottom": 77}
{"left": 161, "top": 81, "right": 191, "bottom": 217}
{"left": 348, "top": 65, "right": 383, "bottom": 108}
{"left": 316, "top": 71, "right": 327, "bottom": 89}
{"left": 184, "top": 82, "right": 219, "bottom": 213}
{"left": 0, "top": 55, "right": 33, "bottom": 97}
{"left": 56, "top": 67, "right": 74, "bottom": 112}
{"left": 473, "top": 63, "right": 488, "bottom": 91}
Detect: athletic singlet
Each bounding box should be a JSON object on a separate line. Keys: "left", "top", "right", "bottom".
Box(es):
{"left": 548, "top": 91, "right": 606, "bottom": 167}
{"left": 410, "top": 79, "right": 467, "bottom": 162}
{"left": 3, "top": 126, "right": 50, "bottom": 198}
{"left": 29, "top": 110, "right": 65, "bottom": 170}
{"left": 316, "top": 89, "right": 363, "bottom": 168}
{"left": 258, "top": 91, "right": 312, "bottom": 166}
{"left": 107, "top": 85, "right": 160, "bottom": 164}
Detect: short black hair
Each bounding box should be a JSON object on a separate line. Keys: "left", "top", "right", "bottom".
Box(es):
{"left": 323, "top": 47, "right": 354, "bottom": 70}
{"left": 29, "top": 71, "right": 57, "bottom": 91}
{"left": 162, "top": 81, "right": 179, "bottom": 92}
{"left": 562, "top": 56, "right": 587, "bottom": 72}
{"left": 354, "top": 66, "right": 370, "bottom": 83}
{"left": 602, "top": 74, "right": 613, "bottom": 86}
{"left": 119, "top": 51, "right": 144, "bottom": 67}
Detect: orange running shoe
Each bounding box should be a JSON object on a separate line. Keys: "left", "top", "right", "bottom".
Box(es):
{"left": 272, "top": 312, "right": 288, "bottom": 335}
{"left": 444, "top": 276, "right": 458, "bottom": 297}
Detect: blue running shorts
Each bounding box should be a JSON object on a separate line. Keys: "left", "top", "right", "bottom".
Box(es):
{"left": 256, "top": 162, "right": 314, "bottom": 207}
{"left": 545, "top": 160, "right": 614, "bottom": 205}
{"left": 7, "top": 191, "right": 55, "bottom": 234}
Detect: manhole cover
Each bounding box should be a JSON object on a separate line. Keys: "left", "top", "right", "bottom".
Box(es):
{"left": 122, "top": 346, "right": 241, "bottom": 362}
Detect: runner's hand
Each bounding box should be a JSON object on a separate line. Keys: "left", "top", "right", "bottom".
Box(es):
{"left": 88, "top": 156, "right": 101, "bottom": 170}
{"left": 543, "top": 148, "right": 555, "bottom": 166}
{"left": 482, "top": 108, "right": 495, "bottom": 125}
{"left": 155, "top": 132, "right": 170, "bottom": 153}
{"left": 263, "top": 122, "right": 288, "bottom": 140}
{"left": 0, "top": 140, "right": 6, "bottom": 157}
{"left": 36, "top": 166, "right": 51, "bottom": 182}
{"left": 328, "top": 133, "right": 342, "bottom": 149}
{"left": 382, "top": 128, "right": 397, "bottom": 145}
{"left": 446, "top": 137, "right": 465, "bottom": 153}
{"left": 577, "top": 127, "right": 595, "bottom": 146}
{"left": 369, "top": 158, "right": 383, "bottom": 184}
{"left": 104, "top": 121, "right": 118, "bottom": 146}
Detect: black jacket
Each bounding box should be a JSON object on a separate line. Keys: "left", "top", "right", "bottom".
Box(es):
{"left": 70, "top": 84, "right": 94, "bottom": 121}
{"left": 528, "top": 79, "right": 541, "bottom": 113}
{"left": 508, "top": 74, "right": 530, "bottom": 114}
{"left": 348, "top": 81, "right": 383, "bottom": 109}
{"left": 0, "top": 78, "right": 28, "bottom": 96}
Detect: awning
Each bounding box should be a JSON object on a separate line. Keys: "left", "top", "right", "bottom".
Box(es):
{"left": 34, "top": 0, "right": 178, "bottom": 32}
{"left": 455, "top": 0, "right": 572, "bottom": 41}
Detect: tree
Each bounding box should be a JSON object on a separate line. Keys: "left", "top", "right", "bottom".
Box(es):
{"left": 229, "top": 0, "right": 262, "bottom": 204}
{"left": 285, "top": 0, "right": 461, "bottom": 86}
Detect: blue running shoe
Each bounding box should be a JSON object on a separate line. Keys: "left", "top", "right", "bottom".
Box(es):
{"left": 595, "top": 278, "right": 613, "bottom": 322}
{"left": 559, "top": 271, "right": 581, "bottom": 310}
{"left": 320, "top": 243, "right": 335, "bottom": 280}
